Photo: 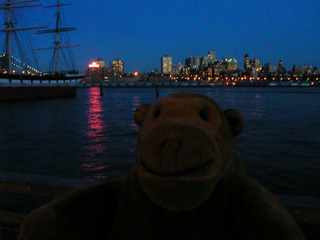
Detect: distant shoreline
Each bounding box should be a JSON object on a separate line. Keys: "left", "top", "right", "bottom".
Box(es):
{"left": 78, "top": 81, "right": 319, "bottom": 88}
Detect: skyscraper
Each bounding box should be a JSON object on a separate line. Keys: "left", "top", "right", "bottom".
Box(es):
{"left": 185, "top": 57, "right": 200, "bottom": 70}
{"left": 244, "top": 54, "right": 250, "bottom": 70}
{"left": 200, "top": 56, "right": 209, "bottom": 70}
{"left": 222, "top": 58, "right": 238, "bottom": 71}
{"left": 161, "top": 54, "right": 172, "bottom": 74}
{"left": 252, "top": 58, "right": 260, "bottom": 69}
{"left": 278, "top": 60, "right": 285, "bottom": 73}
{"left": 208, "top": 51, "right": 216, "bottom": 64}
{"left": 110, "top": 58, "right": 124, "bottom": 77}
{"left": 172, "top": 63, "right": 184, "bottom": 75}
{"left": 264, "top": 63, "right": 276, "bottom": 76}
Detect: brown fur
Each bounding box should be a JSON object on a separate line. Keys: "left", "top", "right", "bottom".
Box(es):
{"left": 18, "top": 92, "right": 305, "bottom": 240}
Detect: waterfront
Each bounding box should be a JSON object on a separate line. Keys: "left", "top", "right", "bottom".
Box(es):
{"left": 0, "top": 87, "right": 320, "bottom": 199}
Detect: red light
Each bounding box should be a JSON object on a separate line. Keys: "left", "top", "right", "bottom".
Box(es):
{"left": 89, "top": 62, "right": 100, "bottom": 68}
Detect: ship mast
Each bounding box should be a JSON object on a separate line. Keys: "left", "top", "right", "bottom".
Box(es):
{"left": 0, "top": 0, "right": 46, "bottom": 74}
{"left": 34, "top": 0, "right": 79, "bottom": 73}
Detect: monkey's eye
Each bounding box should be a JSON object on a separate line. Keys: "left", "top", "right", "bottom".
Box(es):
{"left": 199, "top": 110, "right": 209, "bottom": 121}
{"left": 154, "top": 109, "right": 161, "bottom": 119}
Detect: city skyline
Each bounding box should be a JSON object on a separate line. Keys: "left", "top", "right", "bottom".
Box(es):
{"left": 88, "top": 52, "right": 317, "bottom": 74}
{"left": 7, "top": 0, "right": 320, "bottom": 73}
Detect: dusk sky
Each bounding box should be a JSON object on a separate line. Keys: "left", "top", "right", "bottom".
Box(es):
{"left": 9, "top": 0, "right": 320, "bottom": 72}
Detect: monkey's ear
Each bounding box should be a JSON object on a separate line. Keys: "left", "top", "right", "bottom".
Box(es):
{"left": 134, "top": 104, "right": 153, "bottom": 127}
{"left": 224, "top": 109, "right": 244, "bottom": 137}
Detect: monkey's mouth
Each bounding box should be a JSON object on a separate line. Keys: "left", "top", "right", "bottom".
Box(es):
{"left": 139, "top": 158, "right": 214, "bottom": 177}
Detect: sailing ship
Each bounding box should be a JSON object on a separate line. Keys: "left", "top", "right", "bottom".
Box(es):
{"left": 0, "top": 0, "right": 84, "bottom": 101}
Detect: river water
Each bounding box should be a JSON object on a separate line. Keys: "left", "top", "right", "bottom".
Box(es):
{"left": 0, "top": 87, "right": 319, "bottom": 198}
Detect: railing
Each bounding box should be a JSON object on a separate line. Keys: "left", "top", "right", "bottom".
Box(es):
{"left": 1, "top": 178, "right": 319, "bottom": 240}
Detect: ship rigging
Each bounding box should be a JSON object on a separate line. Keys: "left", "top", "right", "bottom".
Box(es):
{"left": 34, "top": 0, "right": 80, "bottom": 74}
{"left": 0, "top": 0, "right": 80, "bottom": 75}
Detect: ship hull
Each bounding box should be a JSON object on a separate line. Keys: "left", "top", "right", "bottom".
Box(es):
{"left": 0, "top": 73, "right": 83, "bottom": 84}
{"left": 0, "top": 85, "right": 77, "bottom": 101}
{"left": 0, "top": 74, "right": 82, "bottom": 101}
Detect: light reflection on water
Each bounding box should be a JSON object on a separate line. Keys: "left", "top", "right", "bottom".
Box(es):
{"left": 85, "top": 88, "right": 108, "bottom": 143}
{"left": 132, "top": 96, "right": 142, "bottom": 111}
{"left": 82, "top": 88, "right": 109, "bottom": 180}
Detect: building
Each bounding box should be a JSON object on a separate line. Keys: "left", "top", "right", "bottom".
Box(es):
{"left": 294, "top": 65, "right": 316, "bottom": 76}
{"left": 244, "top": 54, "right": 250, "bottom": 70}
{"left": 186, "top": 51, "right": 216, "bottom": 71}
{"left": 85, "top": 58, "right": 114, "bottom": 83}
{"left": 200, "top": 56, "right": 209, "bottom": 70}
{"left": 252, "top": 58, "right": 260, "bottom": 69}
{"left": 208, "top": 51, "right": 216, "bottom": 64}
{"left": 207, "top": 61, "right": 223, "bottom": 77}
{"left": 264, "top": 63, "right": 277, "bottom": 76}
{"left": 110, "top": 59, "right": 124, "bottom": 77}
{"left": 97, "top": 58, "right": 107, "bottom": 68}
{"left": 161, "top": 54, "right": 172, "bottom": 74}
{"left": 278, "top": 60, "right": 285, "bottom": 74}
{"left": 172, "top": 63, "right": 183, "bottom": 75}
{"left": 221, "top": 58, "right": 238, "bottom": 71}
{"left": 185, "top": 57, "right": 200, "bottom": 71}
{"left": 150, "top": 68, "right": 160, "bottom": 76}
{"left": 86, "top": 60, "right": 106, "bottom": 83}
{"left": 243, "top": 55, "right": 262, "bottom": 77}
{"left": 181, "top": 67, "right": 191, "bottom": 77}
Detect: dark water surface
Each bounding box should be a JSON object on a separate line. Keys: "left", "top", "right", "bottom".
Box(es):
{"left": 1, "top": 87, "right": 319, "bottom": 198}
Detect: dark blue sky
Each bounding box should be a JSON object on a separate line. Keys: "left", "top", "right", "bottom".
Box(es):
{"left": 25, "top": 0, "right": 320, "bottom": 72}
